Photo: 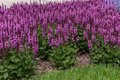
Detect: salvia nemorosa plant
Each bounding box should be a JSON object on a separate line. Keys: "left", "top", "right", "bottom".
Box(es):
{"left": 0, "top": 0, "right": 120, "bottom": 55}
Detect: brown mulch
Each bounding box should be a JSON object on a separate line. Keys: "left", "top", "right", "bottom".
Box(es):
{"left": 36, "top": 58, "right": 54, "bottom": 73}
{"left": 36, "top": 53, "right": 91, "bottom": 73}
{"left": 75, "top": 54, "right": 91, "bottom": 67}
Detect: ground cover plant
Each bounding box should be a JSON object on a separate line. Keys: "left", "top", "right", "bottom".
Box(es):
{"left": 0, "top": 0, "right": 120, "bottom": 79}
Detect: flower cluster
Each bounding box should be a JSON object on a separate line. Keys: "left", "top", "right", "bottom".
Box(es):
{"left": 105, "top": 0, "right": 120, "bottom": 11}
{"left": 48, "top": 23, "right": 78, "bottom": 47}
{"left": 0, "top": 0, "right": 120, "bottom": 55}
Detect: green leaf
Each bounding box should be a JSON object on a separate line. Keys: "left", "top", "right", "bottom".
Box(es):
{"left": 3, "top": 72, "right": 8, "bottom": 79}
{"left": 8, "top": 65, "right": 17, "bottom": 69}
{"left": 0, "top": 66, "right": 4, "bottom": 70}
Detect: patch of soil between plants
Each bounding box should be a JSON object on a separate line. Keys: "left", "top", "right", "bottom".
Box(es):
{"left": 75, "top": 54, "right": 91, "bottom": 67}
{"left": 36, "top": 54, "right": 91, "bottom": 73}
{"left": 36, "top": 58, "right": 54, "bottom": 73}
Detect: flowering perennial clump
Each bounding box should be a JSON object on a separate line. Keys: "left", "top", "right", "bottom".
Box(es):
{"left": 0, "top": 0, "right": 120, "bottom": 55}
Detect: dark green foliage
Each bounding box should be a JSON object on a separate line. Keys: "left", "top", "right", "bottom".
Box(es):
{"left": 0, "top": 48, "right": 36, "bottom": 80}
{"left": 76, "top": 26, "right": 89, "bottom": 54}
{"left": 49, "top": 43, "right": 78, "bottom": 69}
{"left": 37, "top": 26, "right": 50, "bottom": 60}
{"left": 90, "top": 36, "right": 120, "bottom": 66}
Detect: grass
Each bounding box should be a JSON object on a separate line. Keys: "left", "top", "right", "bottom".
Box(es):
{"left": 31, "top": 65, "right": 120, "bottom": 80}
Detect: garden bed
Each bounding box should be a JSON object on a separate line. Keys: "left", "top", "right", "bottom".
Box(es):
{"left": 0, "top": 0, "right": 120, "bottom": 80}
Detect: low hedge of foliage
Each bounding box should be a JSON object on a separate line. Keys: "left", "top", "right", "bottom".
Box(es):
{"left": 0, "top": 47, "right": 36, "bottom": 80}
{"left": 49, "top": 43, "right": 77, "bottom": 69}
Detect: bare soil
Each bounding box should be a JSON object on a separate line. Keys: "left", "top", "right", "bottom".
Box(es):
{"left": 75, "top": 54, "right": 91, "bottom": 67}
{"left": 36, "top": 53, "right": 91, "bottom": 73}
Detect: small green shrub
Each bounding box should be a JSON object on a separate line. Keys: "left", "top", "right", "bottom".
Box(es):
{"left": 90, "top": 36, "right": 120, "bottom": 66}
{"left": 49, "top": 43, "right": 78, "bottom": 69}
{"left": 76, "top": 26, "right": 89, "bottom": 54}
{"left": 0, "top": 48, "right": 36, "bottom": 80}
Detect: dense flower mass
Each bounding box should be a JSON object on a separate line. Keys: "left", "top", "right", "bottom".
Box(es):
{"left": 0, "top": 0, "right": 120, "bottom": 55}
{"left": 105, "top": 0, "right": 120, "bottom": 11}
